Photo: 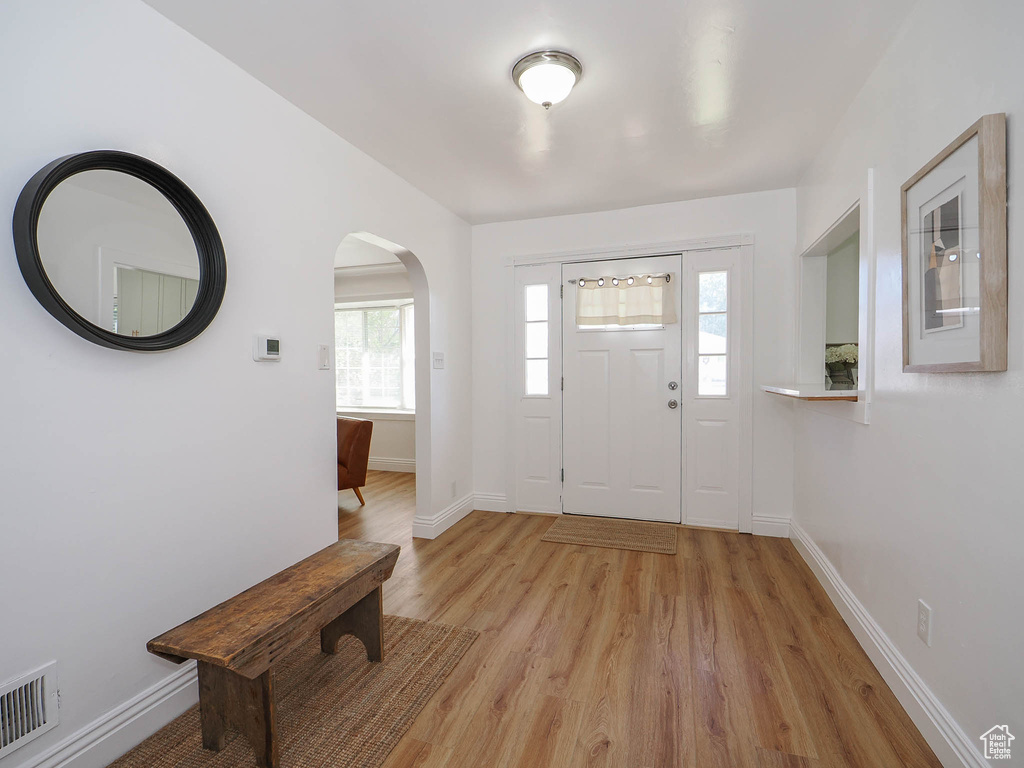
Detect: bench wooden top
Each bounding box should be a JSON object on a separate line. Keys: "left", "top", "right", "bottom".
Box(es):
{"left": 147, "top": 539, "right": 399, "bottom": 670}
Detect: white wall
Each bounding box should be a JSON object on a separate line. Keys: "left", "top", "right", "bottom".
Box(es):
{"left": 0, "top": 1, "right": 471, "bottom": 766}
{"left": 793, "top": 0, "right": 1024, "bottom": 762}
{"left": 825, "top": 232, "right": 859, "bottom": 344}
{"left": 341, "top": 414, "right": 416, "bottom": 472}
{"left": 471, "top": 189, "right": 797, "bottom": 525}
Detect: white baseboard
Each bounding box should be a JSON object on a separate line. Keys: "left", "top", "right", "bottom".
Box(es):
{"left": 684, "top": 517, "right": 737, "bottom": 531}
{"left": 751, "top": 514, "right": 791, "bottom": 538}
{"left": 472, "top": 492, "right": 508, "bottom": 513}
{"left": 20, "top": 663, "right": 198, "bottom": 768}
{"left": 367, "top": 457, "right": 415, "bottom": 473}
{"left": 411, "top": 493, "right": 474, "bottom": 539}
{"left": 789, "top": 522, "right": 984, "bottom": 768}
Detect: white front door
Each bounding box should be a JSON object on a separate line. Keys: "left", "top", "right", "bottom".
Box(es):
{"left": 561, "top": 255, "right": 682, "bottom": 523}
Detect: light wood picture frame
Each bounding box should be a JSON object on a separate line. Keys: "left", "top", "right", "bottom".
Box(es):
{"left": 901, "top": 113, "right": 1007, "bottom": 373}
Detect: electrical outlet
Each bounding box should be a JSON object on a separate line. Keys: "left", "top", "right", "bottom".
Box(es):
{"left": 917, "top": 599, "right": 932, "bottom": 646}
{"left": 450, "top": 480, "right": 457, "bottom": 499}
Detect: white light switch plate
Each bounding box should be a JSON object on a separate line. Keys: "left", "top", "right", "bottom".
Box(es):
{"left": 433, "top": 351, "right": 445, "bottom": 369}
{"left": 917, "top": 599, "right": 932, "bottom": 646}
{"left": 317, "top": 344, "right": 331, "bottom": 371}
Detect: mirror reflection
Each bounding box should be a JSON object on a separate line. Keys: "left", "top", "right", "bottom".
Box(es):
{"left": 36, "top": 170, "right": 200, "bottom": 337}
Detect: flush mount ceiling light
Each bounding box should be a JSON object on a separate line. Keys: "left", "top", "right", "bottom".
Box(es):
{"left": 512, "top": 50, "right": 583, "bottom": 109}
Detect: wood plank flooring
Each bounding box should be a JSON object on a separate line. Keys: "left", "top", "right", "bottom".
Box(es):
{"left": 338, "top": 472, "right": 940, "bottom": 768}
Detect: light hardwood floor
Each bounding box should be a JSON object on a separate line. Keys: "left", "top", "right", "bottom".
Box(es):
{"left": 339, "top": 472, "right": 940, "bottom": 768}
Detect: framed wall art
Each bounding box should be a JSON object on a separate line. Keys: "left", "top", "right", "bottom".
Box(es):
{"left": 902, "top": 113, "right": 1007, "bottom": 373}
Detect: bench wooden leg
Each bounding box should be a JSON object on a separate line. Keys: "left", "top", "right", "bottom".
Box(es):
{"left": 320, "top": 585, "right": 384, "bottom": 662}
{"left": 197, "top": 662, "right": 279, "bottom": 768}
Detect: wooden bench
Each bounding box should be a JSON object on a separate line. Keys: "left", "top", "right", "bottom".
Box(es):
{"left": 147, "top": 539, "right": 400, "bottom": 768}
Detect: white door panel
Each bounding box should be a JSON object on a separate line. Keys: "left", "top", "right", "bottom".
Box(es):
{"left": 683, "top": 248, "right": 751, "bottom": 530}
{"left": 562, "top": 255, "right": 682, "bottom": 523}
{"left": 628, "top": 348, "right": 666, "bottom": 490}
{"left": 576, "top": 349, "right": 611, "bottom": 486}
{"left": 513, "top": 264, "right": 562, "bottom": 513}
{"left": 522, "top": 416, "right": 553, "bottom": 482}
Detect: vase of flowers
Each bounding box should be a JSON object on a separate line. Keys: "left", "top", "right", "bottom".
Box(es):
{"left": 825, "top": 344, "right": 858, "bottom": 390}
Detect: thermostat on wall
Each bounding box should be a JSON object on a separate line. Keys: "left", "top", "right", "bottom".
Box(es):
{"left": 253, "top": 335, "right": 281, "bottom": 362}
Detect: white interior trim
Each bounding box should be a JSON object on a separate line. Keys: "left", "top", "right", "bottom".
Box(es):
{"left": 799, "top": 201, "right": 860, "bottom": 261}
{"left": 473, "top": 492, "right": 509, "bottom": 513}
{"left": 790, "top": 521, "right": 985, "bottom": 768}
{"left": 17, "top": 663, "right": 197, "bottom": 768}
{"left": 333, "top": 262, "right": 408, "bottom": 277}
{"left": 750, "top": 514, "right": 790, "bottom": 537}
{"left": 510, "top": 233, "right": 754, "bottom": 267}
{"left": 337, "top": 409, "right": 415, "bottom": 422}
{"left": 736, "top": 244, "right": 754, "bottom": 533}
{"left": 504, "top": 262, "right": 520, "bottom": 515}
{"left": 412, "top": 492, "right": 474, "bottom": 539}
{"left": 683, "top": 517, "right": 735, "bottom": 530}
{"left": 366, "top": 457, "right": 415, "bottom": 473}
{"left": 333, "top": 295, "right": 414, "bottom": 307}
{"left": 795, "top": 175, "right": 875, "bottom": 425}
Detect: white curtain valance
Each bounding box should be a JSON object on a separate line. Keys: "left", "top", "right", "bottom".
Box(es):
{"left": 575, "top": 274, "right": 677, "bottom": 326}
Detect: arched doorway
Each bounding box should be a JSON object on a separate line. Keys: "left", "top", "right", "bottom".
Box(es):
{"left": 333, "top": 232, "right": 431, "bottom": 530}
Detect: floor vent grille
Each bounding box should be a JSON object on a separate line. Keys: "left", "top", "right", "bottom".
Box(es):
{"left": 0, "top": 661, "right": 59, "bottom": 759}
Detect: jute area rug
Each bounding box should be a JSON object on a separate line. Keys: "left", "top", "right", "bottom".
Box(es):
{"left": 108, "top": 616, "right": 478, "bottom": 768}
{"left": 541, "top": 514, "right": 678, "bottom": 555}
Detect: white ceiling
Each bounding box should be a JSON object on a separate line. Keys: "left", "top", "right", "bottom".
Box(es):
{"left": 143, "top": 0, "right": 915, "bottom": 224}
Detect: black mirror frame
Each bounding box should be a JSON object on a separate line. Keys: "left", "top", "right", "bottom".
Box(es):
{"left": 12, "top": 150, "right": 226, "bottom": 351}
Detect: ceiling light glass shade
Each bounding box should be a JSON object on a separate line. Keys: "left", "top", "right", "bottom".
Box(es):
{"left": 512, "top": 51, "right": 583, "bottom": 108}
{"left": 519, "top": 64, "right": 576, "bottom": 106}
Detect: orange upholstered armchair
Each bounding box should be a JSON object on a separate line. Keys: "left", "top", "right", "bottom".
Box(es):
{"left": 337, "top": 416, "right": 373, "bottom": 504}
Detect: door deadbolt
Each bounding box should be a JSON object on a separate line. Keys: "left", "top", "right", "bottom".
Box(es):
{"left": 668, "top": 399, "right": 678, "bottom": 409}
{"left": 668, "top": 381, "right": 678, "bottom": 390}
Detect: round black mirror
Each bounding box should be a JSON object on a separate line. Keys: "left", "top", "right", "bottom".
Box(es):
{"left": 13, "top": 151, "right": 226, "bottom": 351}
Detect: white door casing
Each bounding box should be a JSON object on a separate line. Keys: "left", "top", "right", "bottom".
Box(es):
{"left": 561, "top": 255, "right": 683, "bottom": 523}
{"left": 509, "top": 241, "right": 753, "bottom": 532}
